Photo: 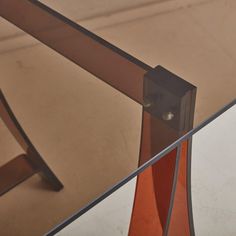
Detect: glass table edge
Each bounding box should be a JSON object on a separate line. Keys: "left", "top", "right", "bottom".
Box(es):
{"left": 45, "top": 98, "right": 236, "bottom": 236}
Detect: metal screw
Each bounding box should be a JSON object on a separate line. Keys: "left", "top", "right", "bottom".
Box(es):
{"left": 143, "top": 99, "right": 152, "bottom": 108}
{"left": 162, "top": 111, "right": 174, "bottom": 121}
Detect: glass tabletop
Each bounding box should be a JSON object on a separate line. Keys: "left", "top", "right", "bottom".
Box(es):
{"left": 0, "top": 1, "right": 235, "bottom": 235}
{"left": 54, "top": 105, "right": 236, "bottom": 236}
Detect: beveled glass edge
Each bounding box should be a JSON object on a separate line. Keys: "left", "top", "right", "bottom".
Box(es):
{"left": 46, "top": 98, "right": 236, "bottom": 236}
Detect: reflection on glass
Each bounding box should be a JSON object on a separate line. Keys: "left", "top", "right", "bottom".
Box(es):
{"left": 192, "top": 105, "right": 236, "bottom": 235}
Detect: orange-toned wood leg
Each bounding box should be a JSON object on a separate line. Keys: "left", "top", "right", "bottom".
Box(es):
{"left": 129, "top": 148, "right": 179, "bottom": 236}
{"left": 167, "top": 140, "right": 193, "bottom": 236}
{"left": 152, "top": 148, "right": 178, "bottom": 231}
{"left": 128, "top": 167, "right": 163, "bottom": 236}
{"left": 0, "top": 154, "right": 37, "bottom": 196}
{"left": 0, "top": 89, "right": 63, "bottom": 196}
{"left": 129, "top": 141, "right": 193, "bottom": 236}
{"left": 129, "top": 111, "right": 180, "bottom": 235}
{"left": 129, "top": 110, "right": 194, "bottom": 236}
{"left": 128, "top": 111, "right": 163, "bottom": 235}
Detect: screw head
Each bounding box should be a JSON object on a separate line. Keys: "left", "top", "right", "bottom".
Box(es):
{"left": 143, "top": 99, "right": 152, "bottom": 108}
{"left": 162, "top": 111, "right": 174, "bottom": 121}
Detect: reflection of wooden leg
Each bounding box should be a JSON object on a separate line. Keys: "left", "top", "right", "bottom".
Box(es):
{"left": 0, "top": 90, "right": 63, "bottom": 196}
{"left": 129, "top": 111, "right": 194, "bottom": 235}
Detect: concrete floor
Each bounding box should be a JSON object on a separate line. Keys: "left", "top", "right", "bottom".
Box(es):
{"left": 191, "top": 104, "right": 236, "bottom": 235}
{"left": 0, "top": 0, "right": 236, "bottom": 235}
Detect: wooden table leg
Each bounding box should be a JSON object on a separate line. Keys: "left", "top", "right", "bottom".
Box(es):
{"left": 129, "top": 111, "right": 194, "bottom": 236}
{"left": 0, "top": 89, "right": 63, "bottom": 196}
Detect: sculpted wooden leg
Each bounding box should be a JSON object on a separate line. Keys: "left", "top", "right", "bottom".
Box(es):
{"left": 128, "top": 111, "right": 194, "bottom": 236}
{"left": 167, "top": 140, "right": 193, "bottom": 236}
{"left": 0, "top": 90, "right": 63, "bottom": 196}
